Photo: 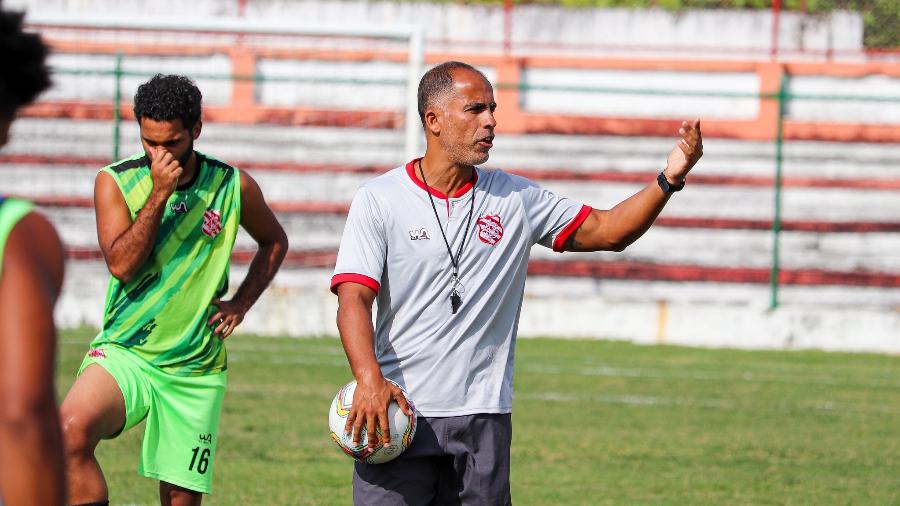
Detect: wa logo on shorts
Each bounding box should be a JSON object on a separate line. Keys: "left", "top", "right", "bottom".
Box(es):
{"left": 202, "top": 209, "right": 222, "bottom": 238}
{"left": 477, "top": 214, "right": 503, "bottom": 246}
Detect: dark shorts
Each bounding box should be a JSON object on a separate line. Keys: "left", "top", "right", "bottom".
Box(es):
{"left": 353, "top": 413, "right": 513, "bottom": 506}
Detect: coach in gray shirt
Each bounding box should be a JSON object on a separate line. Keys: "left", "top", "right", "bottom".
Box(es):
{"left": 331, "top": 60, "right": 703, "bottom": 505}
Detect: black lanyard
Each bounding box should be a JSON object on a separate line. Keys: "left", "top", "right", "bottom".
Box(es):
{"left": 418, "top": 161, "right": 476, "bottom": 314}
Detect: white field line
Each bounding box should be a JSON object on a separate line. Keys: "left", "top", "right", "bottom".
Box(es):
{"left": 220, "top": 382, "right": 900, "bottom": 417}
{"left": 60, "top": 339, "right": 899, "bottom": 416}
{"left": 60, "top": 338, "right": 900, "bottom": 389}
{"left": 222, "top": 379, "right": 900, "bottom": 416}
{"left": 518, "top": 363, "right": 900, "bottom": 390}
{"left": 520, "top": 391, "right": 900, "bottom": 416}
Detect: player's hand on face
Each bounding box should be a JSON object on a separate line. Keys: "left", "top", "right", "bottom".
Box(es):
{"left": 346, "top": 377, "right": 413, "bottom": 451}
{"left": 207, "top": 298, "right": 248, "bottom": 339}
{"left": 149, "top": 147, "right": 183, "bottom": 199}
{"left": 664, "top": 119, "right": 703, "bottom": 182}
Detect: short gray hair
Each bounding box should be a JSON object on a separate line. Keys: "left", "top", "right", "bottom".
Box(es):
{"left": 416, "top": 61, "right": 489, "bottom": 126}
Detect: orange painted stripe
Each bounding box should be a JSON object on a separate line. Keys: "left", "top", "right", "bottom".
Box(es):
{"left": 66, "top": 246, "right": 339, "bottom": 268}
{"left": 23, "top": 196, "right": 900, "bottom": 233}
{"left": 0, "top": 154, "right": 388, "bottom": 175}
{"left": 503, "top": 170, "right": 900, "bottom": 190}
{"left": 5, "top": 155, "right": 900, "bottom": 190}
{"left": 18, "top": 102, "right": 405, "bottom": 128}
{"left": 16, "top": 101, "right": 900, "bottom": 143}
{"left": 64, "top": 247, "right": 900, "bottom": 287}
{"left": 526, "top": 260, "right": 900, "bottom": 288}
{"left": 25, "top": 196, "right": 353, "bottom": 215}
{"left": 654, "top": 217, "right": 900, "bottom": 233}
{"left": 520, "top": 114, "right": 900, "bottom": 143}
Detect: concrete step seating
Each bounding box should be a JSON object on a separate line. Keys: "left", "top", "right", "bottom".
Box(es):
{"left": 3, "top": 117, "right": 899, "bottom": 308}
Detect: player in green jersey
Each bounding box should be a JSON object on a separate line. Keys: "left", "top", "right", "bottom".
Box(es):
{"left": 60, "top": 74, "right": 288, "bottom": 506}
{"left": 0, "top": 7, "right": 67, "bottom": 506}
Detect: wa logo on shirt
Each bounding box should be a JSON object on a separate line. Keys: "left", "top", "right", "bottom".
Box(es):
{"left": 202, "top": 209, "right": 222, "bottom": 238}
{"left": 409, "top": 228, "right": 430, "bottom": 241}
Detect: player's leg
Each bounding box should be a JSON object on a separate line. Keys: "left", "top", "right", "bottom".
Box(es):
{"left": 438, "top": 414, "right": 512, "bottom": 505}
{"left": 62, "top": 346, "right": 153, "bottom": 505}
{"left": 160, "top": 480, "right": 203, "bottom": 506}
{"left": 139, "top": 369, "right": 227, "bottom": 501}
{"left": 59, "top": 363, "right": 126, "bottom": 504}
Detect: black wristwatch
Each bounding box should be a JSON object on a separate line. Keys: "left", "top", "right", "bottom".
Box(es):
{"left": 657, "top": 171, "right": 685, "bottom": 193}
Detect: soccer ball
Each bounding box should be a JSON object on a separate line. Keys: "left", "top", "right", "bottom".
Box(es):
{"left": 329, "top": 378, "right": 417, "bottom": 464}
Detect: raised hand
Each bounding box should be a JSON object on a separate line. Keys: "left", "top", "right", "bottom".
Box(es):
{"left": 664, "top": 119, "right": 703, "bottom": 183}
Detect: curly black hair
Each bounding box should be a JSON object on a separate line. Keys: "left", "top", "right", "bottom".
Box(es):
{"left": 0, "top": 8, "right": 52, "bottom": 118}
{"left": 133, "top": 74, "right": 202, "bottom": 130}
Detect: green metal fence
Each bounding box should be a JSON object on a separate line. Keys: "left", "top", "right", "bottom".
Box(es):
{"left": 43, "top": 56, "right": 900, "bottom": 309}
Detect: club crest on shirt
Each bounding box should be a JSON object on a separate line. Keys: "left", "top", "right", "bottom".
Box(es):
{"left": 202, "top": 209, "right": 222, "bottom": 238}
{"left": 409, "top": 228, "right": 430, "bottom": 241}
{"left": 477, "top": 214, "right": 503, "bottom": 245}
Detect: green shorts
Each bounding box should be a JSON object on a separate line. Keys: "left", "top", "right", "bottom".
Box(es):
{"left": 78, "top": 344, "right": 227, "bottom": 494}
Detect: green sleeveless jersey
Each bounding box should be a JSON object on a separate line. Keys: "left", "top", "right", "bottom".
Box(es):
{"left": 90, "top": 152, "right": 241, "bottom": 376}
{"left": 0, "top": 197, "right": 35, "bottom": 279}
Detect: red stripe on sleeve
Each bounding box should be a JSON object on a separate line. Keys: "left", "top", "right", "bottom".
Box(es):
{"left": 330, "top": 273, "right": 381, "bottom": 295}
{"left": 552, "top": 205, "right": 593, "bottom": 253}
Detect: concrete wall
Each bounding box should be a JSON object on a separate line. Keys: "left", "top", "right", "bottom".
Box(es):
{"left": 35, "top": 49, "right": 900, "bottom": 134}
{"left": 44, "top": 53, "right": 234, "bottom": 105}
{"left": 4, "top": 1, "right": 898, "bottom": 351}
{"left": 6, "top": 117, "right": 900, "bottom": 352}
{"left": 523, "top": 68, "right": 900, "bottom": 124}
{"left": 58, "top": 263, "right": 900, "bottom": 354}
{"left": 787, "top": 74, "right": 900, "bottom": 124}
{"left": 522, "top": 69, "right": 761, "bottom": 120}
{"left": 8, "top": 0, "right": 865, "bottom": 57}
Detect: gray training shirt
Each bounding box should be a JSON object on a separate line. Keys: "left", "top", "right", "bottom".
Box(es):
{"left": 332, "top": 159, "right": 590, "bottom": 417}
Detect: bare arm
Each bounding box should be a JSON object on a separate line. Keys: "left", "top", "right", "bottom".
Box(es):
{"left": 336, "top": 282, "right": 410, "bottom": 449}
{"left": 565, "top": 119, "right": 703, "bottom": 252}
{"left": 207, "top": 171, "right": 288, "bottom": 338}
{"left": 0, "top": 212, "right": 66, "bottom": 506}
{"left": 95, "top": 150, "right": 182, "bottom": 283}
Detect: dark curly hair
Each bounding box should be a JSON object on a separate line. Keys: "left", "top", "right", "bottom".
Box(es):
{"left": 0, "top": 8, "right": 52, "bottom": 118}
{"left": 133, "top": 74, "right": 202, "bottom": 130}
{"left": 417, "top": 61, "right": 489, "bottom": 126}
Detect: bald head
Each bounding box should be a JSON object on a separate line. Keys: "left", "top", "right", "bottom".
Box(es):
{"left": 417, "top": 61, "right": 491, "bottom": 127}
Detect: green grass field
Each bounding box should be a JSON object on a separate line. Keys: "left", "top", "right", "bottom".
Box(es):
{"left": 58, "top": 328, "right": 900, "bottom": 505}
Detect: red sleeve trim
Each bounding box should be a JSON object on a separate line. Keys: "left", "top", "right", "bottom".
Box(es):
{"left": 552, "top": 205, "right": 593, "bottom": 253}
{"left": 330, "top": 273, "right": 381, "bottom": 295}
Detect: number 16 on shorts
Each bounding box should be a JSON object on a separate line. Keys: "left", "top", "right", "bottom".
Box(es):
{"left": 188, "top": 446, "right": 211, "bottom": 474}
{"left": 189, "top": 432, "right": 214, "bottom": 475}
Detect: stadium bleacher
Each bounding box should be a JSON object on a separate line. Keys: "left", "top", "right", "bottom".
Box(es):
{"left": 2, "top": 6, "right": 898, "bottom": 351}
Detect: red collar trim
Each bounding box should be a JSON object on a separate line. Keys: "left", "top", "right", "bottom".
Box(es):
{"left": 406, "top": 158, "right": 478, "bottom": 199}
